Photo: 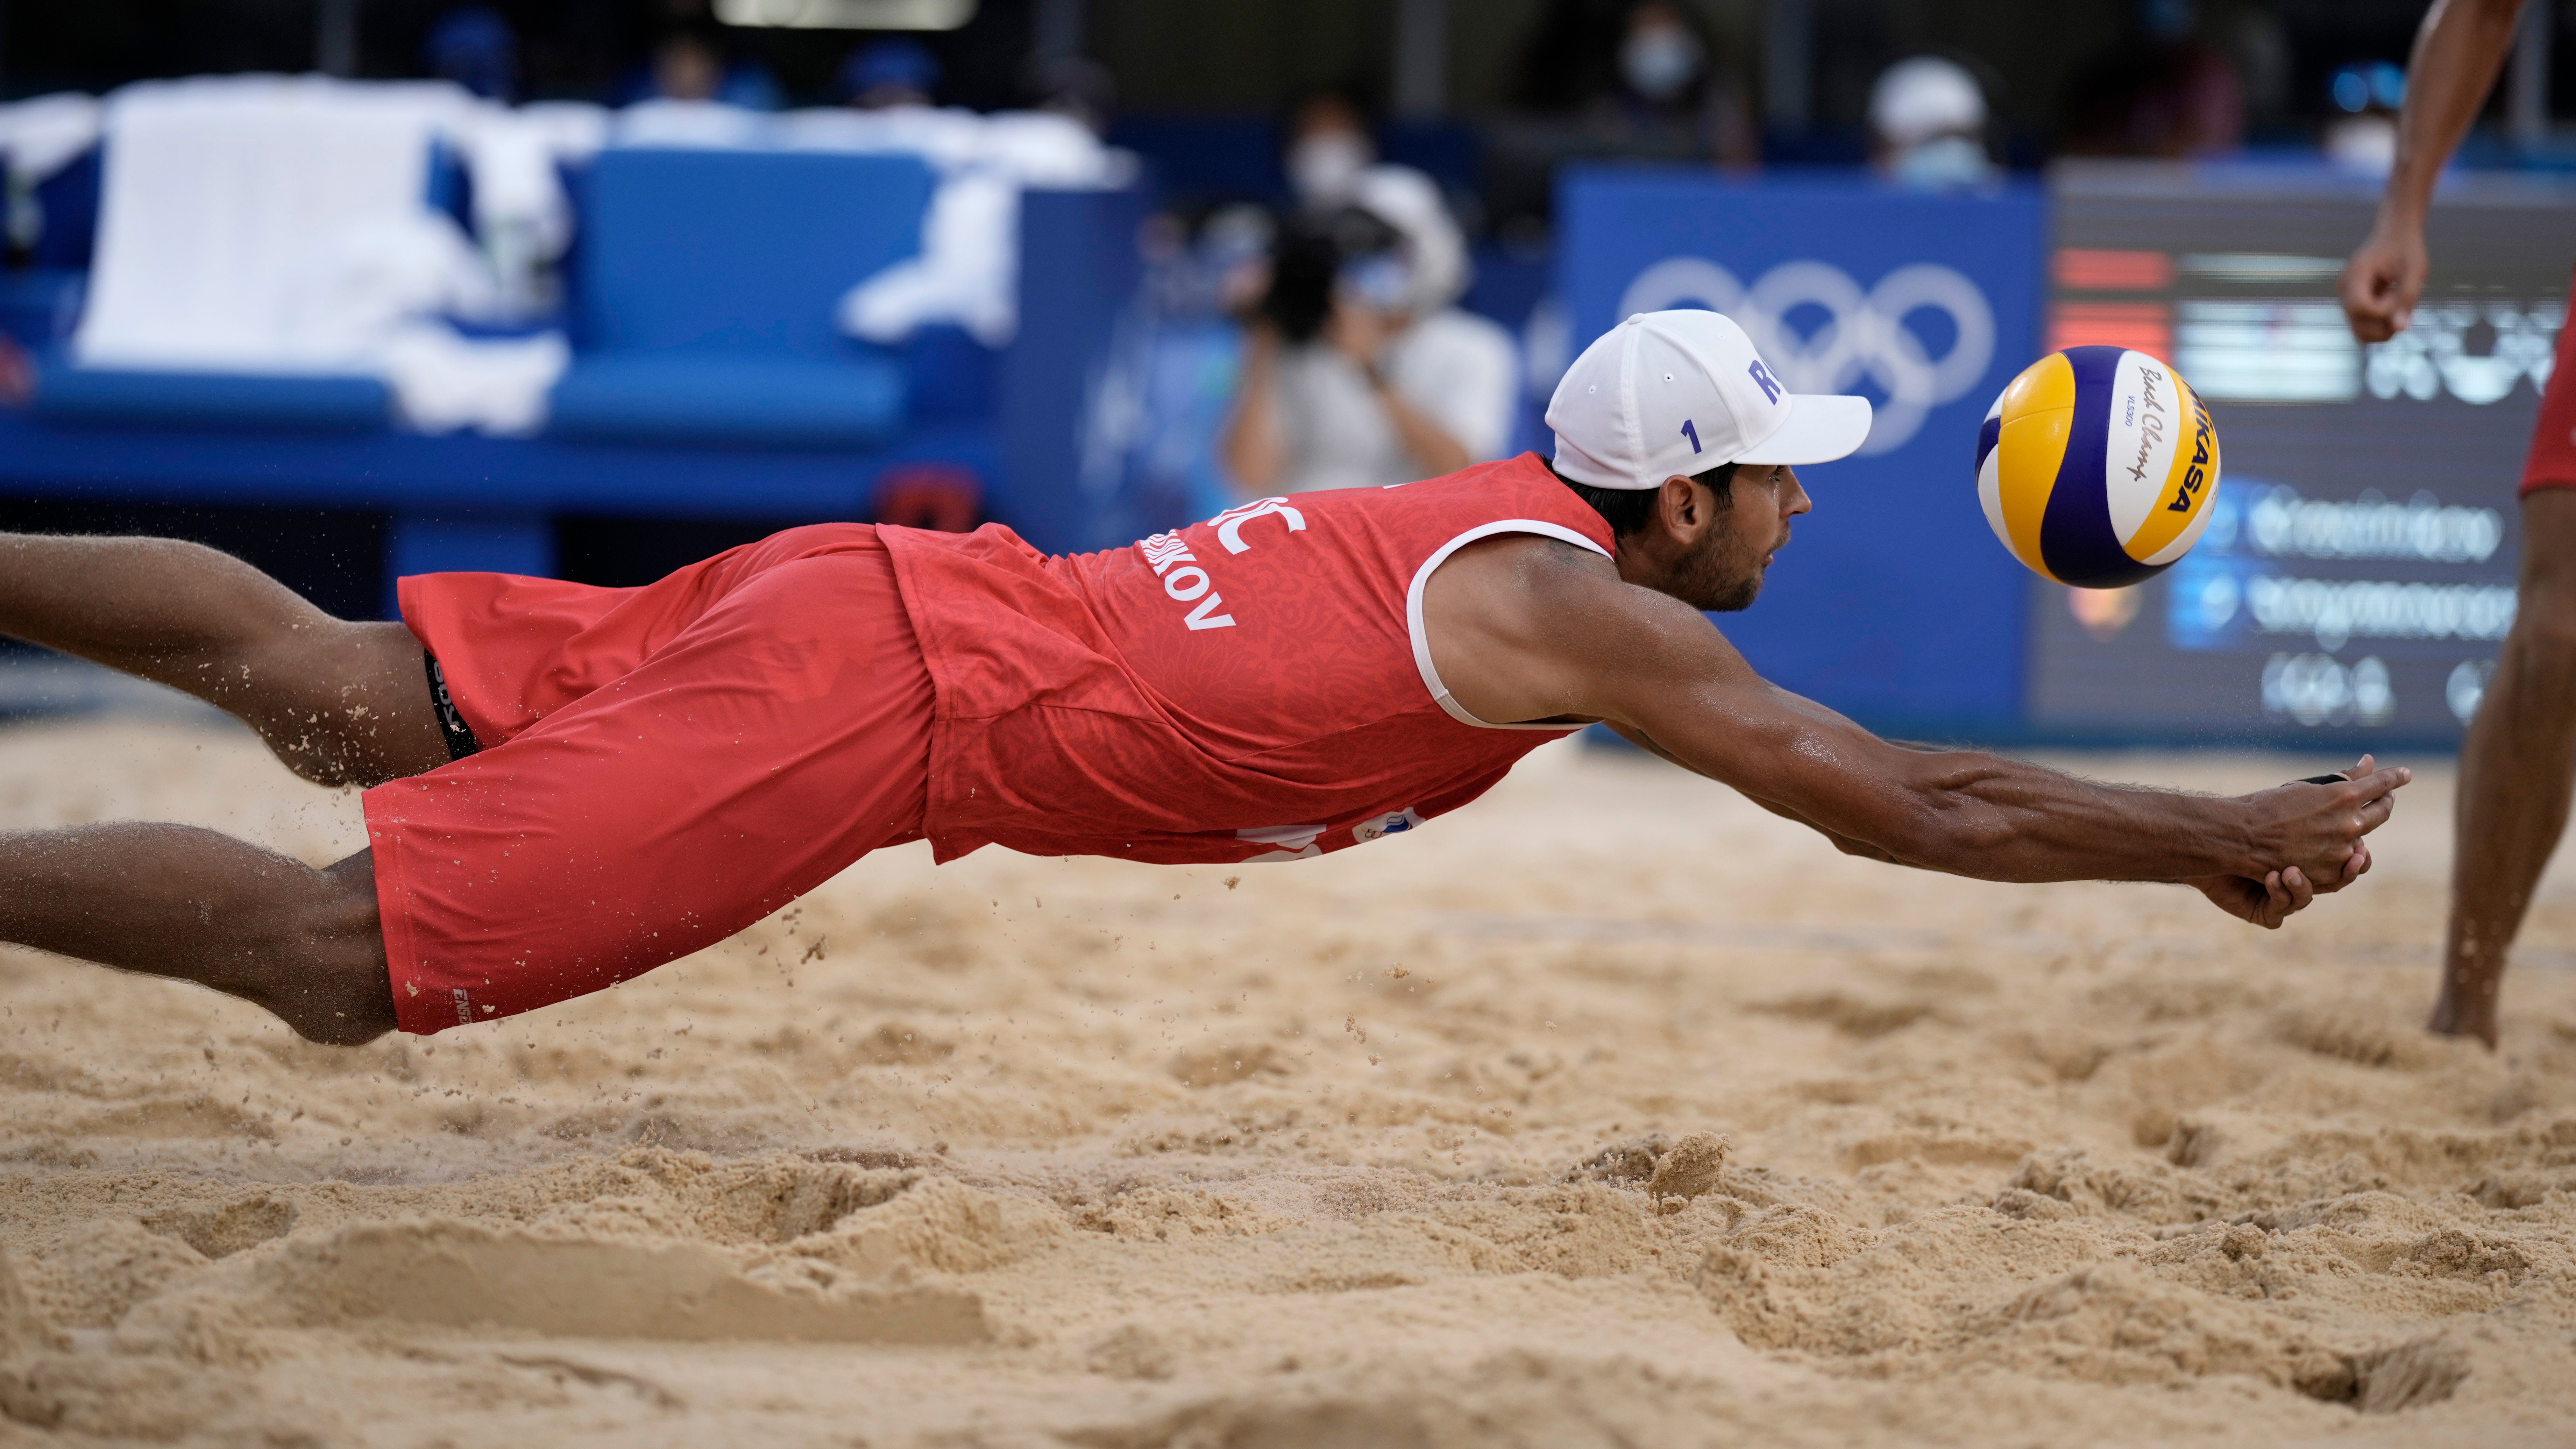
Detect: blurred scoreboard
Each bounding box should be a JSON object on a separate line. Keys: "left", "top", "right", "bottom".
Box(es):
{"left": 2027, "top": 166, "right": 2574, "bottom": 744}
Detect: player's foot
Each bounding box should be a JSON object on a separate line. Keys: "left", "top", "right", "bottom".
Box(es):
{"left": 2426, "top": 995, "right": 2498, "bottom": 1050}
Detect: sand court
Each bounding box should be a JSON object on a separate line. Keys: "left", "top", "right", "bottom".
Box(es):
{"left": 0, "top": 716, "right": 2567, "bottom": 1446}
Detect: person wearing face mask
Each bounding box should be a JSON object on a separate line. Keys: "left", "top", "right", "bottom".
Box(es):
{"left": 1619, "top": 2, "right": 1703, "bottom": 108}
{"left": 1225, "top": 101, "right": 1519, "bottom": 496}
{"left": 1595, "top": 1, "right": 1756, "bottom": 164}
{"left": 1868, "top": 57, "right": 1999, "bottom": 191}
{"left": 1284, "top": 93, "right": 1378, "bottom": 211}
{"left": 1491, "top": 0, "right": 1756, "bottom": 217}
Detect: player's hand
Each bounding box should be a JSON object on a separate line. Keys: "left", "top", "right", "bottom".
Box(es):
{"left": 2187, "top": 867, "right": 2319, "bottom": 929}
{"left": 2241, "top": 753, "right": 2407, "bottom": 892}
{"left": 2288, "top": 756, "right": 2388, "bottom": 898}
{"left": 2341, "top": 222, "right": 2429, "bottom": 343}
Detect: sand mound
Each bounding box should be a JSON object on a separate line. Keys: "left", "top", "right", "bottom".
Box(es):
{"left": 22, "top": 1219, "right": 209, "bottom": 1329}
{"left": 0, "top": 723, "right": 2574, "bottom": 1444}
{"left": 227, "top": 1220, "right": 988, "bottom": 1343}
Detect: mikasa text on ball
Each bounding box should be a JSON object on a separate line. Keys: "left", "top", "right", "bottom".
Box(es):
{"left": 1975, "top": 345, "right": 2221, "bottom": 588}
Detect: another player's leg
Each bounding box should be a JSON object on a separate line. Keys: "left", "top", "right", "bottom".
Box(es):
{"left": 0, "top": 826, "right": 389, "bottom": 1043}
{"left": 2437, "top": 488, "right": 2576, "bottom": 1046}
{"left": 0, "top": 534, "right": 451, "bottom": 787}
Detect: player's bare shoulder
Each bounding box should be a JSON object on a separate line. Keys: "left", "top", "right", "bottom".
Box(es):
{"left": 1419, "top": 532, "right": 1705, "bottom": 726}
{"left": 1426, "top": 531, "right": 1609, "bottom": 633}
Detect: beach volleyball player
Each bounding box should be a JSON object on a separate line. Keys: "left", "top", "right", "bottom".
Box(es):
{"left": 0, "top": 312, "right": 2405, "bottom": 1045}
{"left": 2341, "top": 0, "right": 2555, "bottom": 1047}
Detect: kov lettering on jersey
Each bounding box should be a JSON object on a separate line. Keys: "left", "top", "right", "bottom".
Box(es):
{"left": 1134, "top": 498, "right": 1311, "bottom": 635}
{"left": 1135, "top": 530, "right": 1236, "bottom": 630}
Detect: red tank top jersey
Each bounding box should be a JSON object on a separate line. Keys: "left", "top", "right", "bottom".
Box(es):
{"left": 875, "top": 451, "right": 1615, "bottom": 866}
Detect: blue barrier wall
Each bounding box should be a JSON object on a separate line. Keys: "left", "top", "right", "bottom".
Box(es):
{"left": 0, "top": 144, "right": 1020, "bottom": 611}
{"left": 1558, "top": 168, "right": 2046, "bottom": 738}
{"left": 998, "top": 186, "right": 1153, "bottom": 557}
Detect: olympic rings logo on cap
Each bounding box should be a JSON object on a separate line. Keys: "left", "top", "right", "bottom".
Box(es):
{"left": 1616, "top": 257, "right": 1996, "bottom": 456}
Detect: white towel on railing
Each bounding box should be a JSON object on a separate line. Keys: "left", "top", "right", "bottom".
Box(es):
{"left": 67, "top": 75, "right": 568, "bottom": 434}
{"left": 779, "top": 105, "right": 1134, "bottom": 347}
{"left": 380, "top": 323, "right": 570, "bottom": 435}
{"left": 453, "top": 100, "right": 606, "bottom": 315}
{"left": 78, "top": 76, "right": 472, "bottom": 370}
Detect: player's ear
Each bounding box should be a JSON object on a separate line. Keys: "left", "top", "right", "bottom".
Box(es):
{"left": 1658, "top": 474, "right": 1706, "bottom": 541}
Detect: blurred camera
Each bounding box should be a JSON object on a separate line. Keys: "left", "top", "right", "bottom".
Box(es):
{"left": 1261, "top": 205, "right": 1408, "bottom": 345}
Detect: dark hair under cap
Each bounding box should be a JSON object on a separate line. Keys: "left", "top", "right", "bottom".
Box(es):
{"left": 1551, "top": 461, "right": 1738, "bottom": 539}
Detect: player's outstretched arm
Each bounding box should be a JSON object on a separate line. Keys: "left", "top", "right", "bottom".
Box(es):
{"left": 1510, "top": 557, "right": 2408, "bottom": 920}
{"left": 1632, "top": 723, "right": 2384, "bottom": 928}
{"left": 2341, "top": 0, "right": 2530, "bottom": 342}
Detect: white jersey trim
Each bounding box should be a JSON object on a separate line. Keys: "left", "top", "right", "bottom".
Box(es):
{"left": 1406, "top": 520, "right": 1613, "bottom": 731}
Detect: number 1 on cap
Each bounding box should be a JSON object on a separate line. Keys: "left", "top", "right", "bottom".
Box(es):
{"left": 1680, "top": 419, "right": 1702, "bottom": 454}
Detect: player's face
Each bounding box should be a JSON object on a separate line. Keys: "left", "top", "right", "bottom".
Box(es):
{"left": 1675, "top": 464, "right": 1810, "bottom": 612}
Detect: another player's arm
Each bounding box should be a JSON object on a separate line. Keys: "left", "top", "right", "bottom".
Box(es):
{"left": 1520, "top": 560, "right": 2407, "bottom": 900}
{"left": 2342, "top": 0, "right": 2531, "bottom": 341}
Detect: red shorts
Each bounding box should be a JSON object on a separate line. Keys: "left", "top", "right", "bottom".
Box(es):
{"left": 2524, "top": 273, "right": 2576, "bottom": 495}
{"left": 362, "top": 524, "right": 933, "bottom": 1036}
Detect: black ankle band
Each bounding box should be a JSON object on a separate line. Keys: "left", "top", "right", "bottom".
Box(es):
{"left": 423, "top": 652, "right": 481, "bottom": 761}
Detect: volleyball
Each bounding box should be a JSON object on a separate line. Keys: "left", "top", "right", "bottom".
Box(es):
{"left": 1975, "top": 346, "right": 2222, "bottom": 589}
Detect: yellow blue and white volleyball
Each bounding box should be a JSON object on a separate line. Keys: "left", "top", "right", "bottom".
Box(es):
{"left": 1975, "top": 346, "right": 2222, "bottom": 589}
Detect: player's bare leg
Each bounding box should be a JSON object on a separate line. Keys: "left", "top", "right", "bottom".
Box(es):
{"left": 0, "top": 827, "right": 389, "bottom": 1043}
{"left": 0, "top": 534, "right": 416, "bottom": 1042}
{"left": 2439, "top": 489, "right": 2576, "bottom": 1046}
{"left": 0, "top": 533, "right": 453, "bottom": 787}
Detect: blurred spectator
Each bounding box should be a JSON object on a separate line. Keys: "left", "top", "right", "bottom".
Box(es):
{"left": 1514, "top": 0, "right": 1757, "bottom": 167}
{"left": 639, "top": 24, "right": 783, "bottom": 110}
{"left": 2321, "top": 61, "right": 2406, "bottom": 174}
{"left": 1483, "top": 0, "right": 1754, "bottom": 226}
{"left": 653, "top": 31, "right": 721, "bottom": 102}
{"left": 2062, "top": 0, "right": 2246, "bottom": 158}
{"left": 1605, "top": 1, "right": 1759, "bottom": 166}
{"left": 1869, "top": 57, "right": 1998, "bottom": 190}
{"left": 1618, "top": 2, "right": 1702, "bottom": 108}
{"left": 1276, "top": 92, "right": 1467, "bottom": 311}
{"left": 840, "top": 39, "right": 942, "bottom": 110}
{"left": 1285, "top": 92, "right": 1376, "bottom": 211}
{"left": 1221, "top": 169, "right": 1517, "bottom": 495}
{"left": 423, "top": 6, "right": 518, "bottom": 102}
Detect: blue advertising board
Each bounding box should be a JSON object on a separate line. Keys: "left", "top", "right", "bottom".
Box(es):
{"left": 1557, "top": 169, "right": 2046, "bottom": 737}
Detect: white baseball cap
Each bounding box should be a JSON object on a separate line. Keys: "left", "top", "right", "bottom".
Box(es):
{"left": 1547, "top": 310, "right": 1874, "bottom": 491}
